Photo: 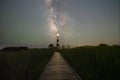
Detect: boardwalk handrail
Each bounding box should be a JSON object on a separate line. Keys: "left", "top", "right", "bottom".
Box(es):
{"left": 39, "top": 52, "right": 81, "bottom": 80}
{"left": 60, "top": 53, "right": 82, "bottom": 80}
{"left": 39, "top": 52, "right": 54, "bottom": 80}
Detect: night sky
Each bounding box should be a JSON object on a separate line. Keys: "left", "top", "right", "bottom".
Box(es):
{"left": 0, "top": 0, "right": 119, "bottom": 48}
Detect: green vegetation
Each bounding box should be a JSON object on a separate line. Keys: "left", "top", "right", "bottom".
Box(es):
{"left": 59, "top": 45, "right": 120, "bottom": 80}
{"left": 0, "top": 49, "right": 54, "bottom": 80}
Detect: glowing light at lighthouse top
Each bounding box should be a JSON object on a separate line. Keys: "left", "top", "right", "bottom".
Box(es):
{"left": 57, "top": 33, "right": 59, "bottom": 37}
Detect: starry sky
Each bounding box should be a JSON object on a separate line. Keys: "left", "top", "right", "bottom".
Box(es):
{"left": 0, "top": 0, "right": 119, "bottom": 48}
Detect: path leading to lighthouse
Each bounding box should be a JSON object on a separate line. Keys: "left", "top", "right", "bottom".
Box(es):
{"left": 39, "top": 52, "right": 81, "bottom": 80}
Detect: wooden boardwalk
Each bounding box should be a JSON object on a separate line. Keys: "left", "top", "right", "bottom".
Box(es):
{"left": 39, "top": 52, "right": 81, "bottom": 80}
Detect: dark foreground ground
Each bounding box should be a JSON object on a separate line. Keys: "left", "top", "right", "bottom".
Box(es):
{"left": 0, "top": 45, "right": 120, "bottom": 80}
{"left": 59, "top": 45, "right": 120, "bottom": 80}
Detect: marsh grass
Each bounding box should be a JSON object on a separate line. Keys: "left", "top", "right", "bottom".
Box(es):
{"left": 60, "top": 46, "right": 120, "bottom": 80}
{"left": 0, "top": 49, "right": 53, "bottom": 80}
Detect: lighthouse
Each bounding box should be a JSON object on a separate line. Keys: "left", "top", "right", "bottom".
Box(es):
{"left": 56, "top": 33, "right": 60, "bottom": 49}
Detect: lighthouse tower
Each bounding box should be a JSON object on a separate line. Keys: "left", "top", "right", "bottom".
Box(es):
{"left": 56, "top": 33, "right": 60, "bottom": 49}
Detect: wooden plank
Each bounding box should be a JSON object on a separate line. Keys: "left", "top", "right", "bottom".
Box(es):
{"left": 39, "top": 52, "right": 80, "bottom": 80}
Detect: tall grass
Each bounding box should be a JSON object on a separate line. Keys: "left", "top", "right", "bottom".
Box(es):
{"left": 0, "top": 49, "right": 54, "bottom": 80}
{"left": 60, "top": 46, "right": 120, "bottom": 80}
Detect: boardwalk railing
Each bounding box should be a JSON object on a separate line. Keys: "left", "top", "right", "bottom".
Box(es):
{"left": 39, "top": 52, "right": 82, "bottom": 80}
